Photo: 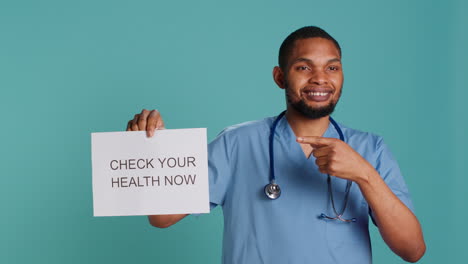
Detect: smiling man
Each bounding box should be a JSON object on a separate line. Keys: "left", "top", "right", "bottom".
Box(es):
{"left": 126, "top": 26, "right": 426, "bottom": 263}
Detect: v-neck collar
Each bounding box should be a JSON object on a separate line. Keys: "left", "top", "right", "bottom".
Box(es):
{"left": 273, "top": 114, "right": 340, "bottom": 163}
{"left": 275, "top": 114, "right": 339, "bottom": 141}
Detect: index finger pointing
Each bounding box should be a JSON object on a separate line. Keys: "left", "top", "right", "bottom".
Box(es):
{"left": 296, "top": 136, "right": 334, "bottom": 147}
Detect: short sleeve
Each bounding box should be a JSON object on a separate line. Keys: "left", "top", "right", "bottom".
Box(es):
{"left": 369, "top": 137, "right": 414, "bottom": 225}
{"left": 208, "top": 130, "right": 234, "bottom": 208}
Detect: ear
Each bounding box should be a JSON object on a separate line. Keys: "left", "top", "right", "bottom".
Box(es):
{"left": 273, "top": 66, "right": 286, "bottom": 89}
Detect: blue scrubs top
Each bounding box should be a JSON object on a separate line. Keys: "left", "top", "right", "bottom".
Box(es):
{"left": 208, "top": 114, "right": 414, "bottom": 264}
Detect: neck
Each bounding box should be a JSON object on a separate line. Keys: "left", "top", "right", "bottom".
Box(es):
{"left": 285, "top": 107, "right": 330, "bottom": 137}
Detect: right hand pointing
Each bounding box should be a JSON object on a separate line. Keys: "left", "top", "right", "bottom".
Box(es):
{"left": 126, "top": 109, "right": 165, "bottom": 137}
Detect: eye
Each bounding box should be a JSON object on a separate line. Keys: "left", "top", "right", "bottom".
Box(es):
{"left": 296, "top": 66, "right": 310, "bottom": 71}
{"left": 328, "top": 66, "right": 340, "bottom": 71}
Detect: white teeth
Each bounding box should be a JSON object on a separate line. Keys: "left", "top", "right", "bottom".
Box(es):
{"left": 307, "top": 92, "right": 328, "bottom": 96}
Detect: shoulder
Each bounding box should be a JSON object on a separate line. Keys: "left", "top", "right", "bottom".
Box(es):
{"left": 334, "top": 121, "right": 402, "bottom": 174}
{"left": 217, "top": 116, "right": 274, "bottom": 139}
{"left": 333, "top": 121, "right": 386, "bottom": 158}
{"left": 208, "top": 116, "right": 274, "bottom": 158}
{"left": 338, "top": 122, "right": 383, "bottom": 146}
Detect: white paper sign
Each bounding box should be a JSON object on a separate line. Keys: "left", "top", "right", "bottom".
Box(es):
{"left": 91, "top": 128, "right": 209, "bottom": 217}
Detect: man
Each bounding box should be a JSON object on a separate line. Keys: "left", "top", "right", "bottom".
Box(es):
{"left": 126, "top": 26, "right": 425, "bottom": 263}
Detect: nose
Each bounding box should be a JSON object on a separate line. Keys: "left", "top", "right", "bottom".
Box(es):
{"left": 308, "top": 69, "right": 328, "bottom": 85}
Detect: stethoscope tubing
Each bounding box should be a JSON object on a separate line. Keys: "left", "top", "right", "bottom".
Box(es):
{"left": 266, "top": 111, "right": 355, "bottom": 222}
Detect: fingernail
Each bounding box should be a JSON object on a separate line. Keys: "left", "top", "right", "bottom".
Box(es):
{"left": 149, "top": 130, "right": 154, "bottom": 137}
{"left": 296, "top": 137, "right": 303, "bottom": 142}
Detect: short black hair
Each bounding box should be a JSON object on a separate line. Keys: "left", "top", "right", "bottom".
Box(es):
{"left": 278, "top": 26, "right": 341, "bottom": 70}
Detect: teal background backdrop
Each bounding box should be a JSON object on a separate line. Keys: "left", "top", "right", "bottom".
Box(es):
{"left": 1, "top": 0, "right": 466, "bottom": 263}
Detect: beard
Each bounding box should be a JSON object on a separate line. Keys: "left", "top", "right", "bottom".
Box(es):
{"left": 285, "top": 85, "right": 341, "bottom": 120}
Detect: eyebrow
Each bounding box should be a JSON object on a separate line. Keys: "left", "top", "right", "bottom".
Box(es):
{"left": 291, "top": 57, "right": 342, "bottom": 65}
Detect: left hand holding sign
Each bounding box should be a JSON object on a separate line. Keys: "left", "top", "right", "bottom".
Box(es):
{"left": 127, "top": 109, "right": 165, "bottom": 137}
{"left": 123, "top": 108, "right": 189, "bottom": 228}
{"left": 92, "top": 109, "right": 209, "bottom": 218}
{"left": 296, "top": 136, "right": 374, "bottom": 184}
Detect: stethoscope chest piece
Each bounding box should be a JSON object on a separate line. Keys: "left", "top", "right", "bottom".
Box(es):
{"left": 264, "top": 181, "right": 281, "bottom": 200}
{"left": 265, "top": 111, "right": 355, "bottom": 222}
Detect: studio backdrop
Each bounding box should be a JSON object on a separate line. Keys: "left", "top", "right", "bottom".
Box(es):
{"left": 0, "top": 0, "right": 466, "bottom": 263}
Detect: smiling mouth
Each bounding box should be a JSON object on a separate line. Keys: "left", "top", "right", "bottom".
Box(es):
{"left": 302, "top": 90, "right": 332, "bottom": 102}
{"left": 306, "top": 92, "right": 329, "bottom": 96}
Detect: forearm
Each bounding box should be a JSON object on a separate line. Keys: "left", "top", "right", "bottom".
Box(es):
{"left": 356, "top": 166, "right": 425, "bottom": 262}
{"left": 148, "top": 214, "right": 188, "bottom": 228}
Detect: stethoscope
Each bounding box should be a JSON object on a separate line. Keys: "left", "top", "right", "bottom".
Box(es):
{"left": 264, "top": 111, "right": 356, "bottom": 223}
